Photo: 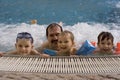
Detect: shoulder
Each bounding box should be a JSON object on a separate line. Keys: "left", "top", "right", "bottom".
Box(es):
{"left": 30, "top": 49, "right": 40, "bottom": 55}
{"left": 6, "top": 50, "right": 18, "bottom": 55}
{"left": 36, "top": 41, "right": 49, "bottom": 52}
{"left": 41, "top": 41, "right": 49, "bottom": 47}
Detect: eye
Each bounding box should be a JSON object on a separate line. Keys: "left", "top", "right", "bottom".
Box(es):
{"left": 25, "top": 45, "right": 29, "bottom": 48}
{"left": 65, "top": 41, "right": 68, "bottom": 43}
{"left": 101, "top": 42, "right": 105, "bottom": 45}
{"left": 56, "top": 33, "right": 60, "bottom": 36}
{"left": 18, "top": 45, "right": 22, "bottom": 48}
{"left": 58, "top": 41, "right": 62, "bottom": 43}
{"left": 49, "top": 34, "right": 54, "bottom": 37}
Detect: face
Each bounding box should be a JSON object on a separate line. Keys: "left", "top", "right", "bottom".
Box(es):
{"left": 98, "top": 38, "right": 113, "bottom": 53}
{"left": 47, "top": 26, "right": 62, "bottom": 50}
{"left": 15, "top": 39, "right": 33, "bottom": 55}
{"left": 58, "top": 34, "right": 74, "bottom": 52}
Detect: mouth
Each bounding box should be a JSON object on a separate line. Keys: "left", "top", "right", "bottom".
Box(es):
{"left": 102, "top": 49, "right": 110, "bottom": 52}
{"left": 60, "top": 47, "right": 67, "bottom": 50}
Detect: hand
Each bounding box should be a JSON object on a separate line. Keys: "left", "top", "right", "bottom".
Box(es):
{"left": 70, "top": 47, "right": 77, "bottom": 55}
{"left": 40, "top": 53, "right": 50, "bottom": 58}
{"left": 57, "top": 51, "right": 70, "bottom": 56}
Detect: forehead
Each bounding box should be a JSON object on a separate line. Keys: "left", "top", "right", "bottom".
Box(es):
{"left": 100, "top": 38, "right": 112, "bottom": 43}
{"left": 48, "top": 27, "right": 61, "bottom": 33}
{"left": 17, "top": 39, "right": 32, "bottom": 44}
{"left": 59, "top": 34, "right": 71, "bottom": 39}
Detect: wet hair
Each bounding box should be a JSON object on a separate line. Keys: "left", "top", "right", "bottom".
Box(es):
{"left": 16, "top": 32, "right": 34, "bottom": 43}
{"left": 46, "top": 23, "right": 63, "bottom": 37}
{"left": 59, "top": 30, "right": 74, "bottom": 42}
{"left": 97, "top": 31, "right": 114, "bottom": 44}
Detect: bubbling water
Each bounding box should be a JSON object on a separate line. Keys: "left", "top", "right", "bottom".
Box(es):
{"left": 0, "top": 22, "right": 120, "bottom": 52}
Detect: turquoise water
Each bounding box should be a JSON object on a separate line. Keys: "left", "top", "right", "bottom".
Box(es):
{"left": 0, "top": 0, "right": 120, "bottom": 51}
{"left": 0, "top": 0, "right": 119, "bottom": 25}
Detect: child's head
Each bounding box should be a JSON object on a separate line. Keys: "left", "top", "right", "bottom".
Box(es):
{"left": 58, "top": 30, "right": 75, "bottom": 52}
{"left": 15, "top": 32, "right": 34, "bottom": 55}
{"left": 97, "top": 31, "right": 114, "bottom": 53}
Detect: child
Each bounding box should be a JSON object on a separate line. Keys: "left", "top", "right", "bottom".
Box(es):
{"left": 94, "top": 31, "right": 114, "bottom": 55}
{"left": 4, "top": 32, "right": 39, "bottom": 55}
{"left": 57, "top": 30, "right": 76, "bottom": 56}
{"left": 43, "top": 30, "right": 76, "bottom": 56}
{"left": 3, "top": 32, "right": 48, "bottom": 57}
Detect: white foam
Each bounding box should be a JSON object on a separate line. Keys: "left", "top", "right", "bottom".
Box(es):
{"left": 0, "top": 22, "right": 120, "bottom": 51}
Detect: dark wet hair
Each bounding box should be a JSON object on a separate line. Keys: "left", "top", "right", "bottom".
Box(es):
{"left": 46, "top": 23, "right": 63, "bottom": 37}
{"left": 97, "top": 31, "right": 114, "bottom": 44}
{"left": 16, "top": 32, "right": 34, "bottom": 43}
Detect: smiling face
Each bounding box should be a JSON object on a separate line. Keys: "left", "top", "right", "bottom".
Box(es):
{"left": 15, "top": 39, "right": 33, "bottom": 55}
{"left": 58, "top": 33, "right": 74, "bottom": 53}
{"left": 97, "top": 32, "right": 114, "bottom": 54}
{"left": 98, "top": 38, "right": 114, "bottom": 53}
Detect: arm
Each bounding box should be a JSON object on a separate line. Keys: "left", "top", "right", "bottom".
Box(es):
{"left": 5, "top": 50, "right": 17, "bottom": 55}
{"left": 31, "top": 49, "right": 40, "bottom": 55}
{"left": 70, "top": 47, "right": 77, "bottom": 55}
{"left": 57, "top": 51, "right": 70, "bottom": 56}
{"left": 36, "top": 42, "right": 49, "bottom": 53}
{"left": 0, "top": 50, "right": 18, "bottom": 56}
{"left": 36, "top": 42, "right": 51, "bottom": 57}
{"left": 30, "top": 49, "right": 50, "bottom": 58}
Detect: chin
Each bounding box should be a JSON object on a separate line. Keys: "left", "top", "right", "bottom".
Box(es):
{"left": 103, "top": 51, "right": 111, "bottom": 53}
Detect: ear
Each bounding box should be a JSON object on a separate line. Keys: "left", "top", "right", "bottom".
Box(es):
{"left": 112, "top": 43, "right": 114, "bottom": 48}
{"left": 72, "top": 41, "right": 75, "bottom": 47}
{"left": 97, "top": 43, "right": 100, "bottom": 47}
{"left": 31, "top": 44, "right": 34, "bottom": 49}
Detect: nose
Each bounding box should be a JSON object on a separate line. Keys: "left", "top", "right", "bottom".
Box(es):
{"left": 21, "top": 47, "right": 26, "bottom": 52}
{"left": 104, "top": 44, "right": 108, "bottom": 48}
{"left": 61, "top": 42, "right": 65, "bottom": 46}
{"left": 53, "top": 35, "right": 58, "bottom": 40}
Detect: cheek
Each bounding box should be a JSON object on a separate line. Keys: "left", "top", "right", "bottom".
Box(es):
{"left": 25, "top": 48, "right": 32, "bottom": 53}
{"left": 27, "top": 46, "right": 32, "bottom": 49}
{"left": 67, "top": 43, "right": 73, "bottom": 47}
{"left": 110, "top": 45, "right": 113, "bottom": 48}
{"left": 58, "top": 43, "right": 61, "bottom": 47}
{"left": 70, "top": 42, "right": 74, "bottom": 46}
{"left": 98, "top": 44, "right": 103, "bottom": 48}
{"left": 48, "top": 37, "right": 52, "bottom": 41}
{"left": 16, "top": 46, "right": 21, "bottom": 50}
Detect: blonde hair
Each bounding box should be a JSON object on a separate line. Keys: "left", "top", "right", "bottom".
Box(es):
{"left": 59, "top": 30, "right": 74, "bottom": 42}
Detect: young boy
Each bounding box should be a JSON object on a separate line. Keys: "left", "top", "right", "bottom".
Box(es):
{"left": 2, "top": 32, "right": 48, "bottom": 57}
{"left": 4, "top": 32, "right": 39, "bottom": 55}
{"left": 94, "top": 31, "right": 114, "bottom": 55}
{"left": 57, "top": 30, "right": 76, "bottom": 56}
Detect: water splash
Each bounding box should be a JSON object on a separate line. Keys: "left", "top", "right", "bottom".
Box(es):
{"left": 0, "top": 22, "right": 120, "bottom": 52}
